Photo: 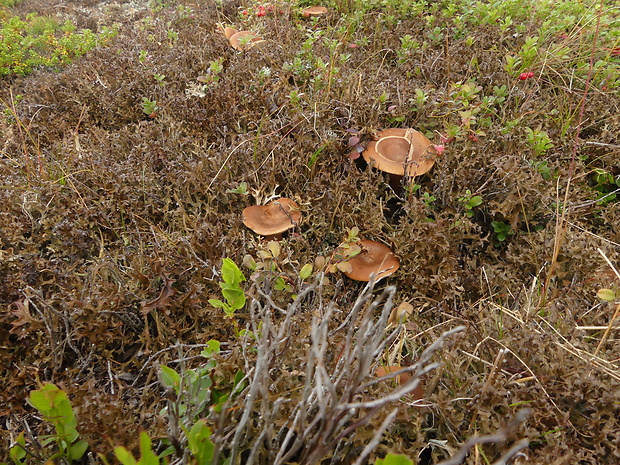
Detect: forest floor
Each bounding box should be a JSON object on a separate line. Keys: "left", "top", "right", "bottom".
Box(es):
{"left": 2, "top": 0, "right": 620, "bottom": 464}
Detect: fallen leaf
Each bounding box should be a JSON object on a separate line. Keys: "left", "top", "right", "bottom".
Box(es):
{"left": 141, "top": 276, "right": 176, "bottom": 315}
{"left": 10, "top": 299, "right": 41, "bottom": 339}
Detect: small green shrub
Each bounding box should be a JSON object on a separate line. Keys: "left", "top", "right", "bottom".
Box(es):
{"left": 10, "top": 383, "right": 88, "bottom": 464}
{"left": 0, "top": 13, "right": 115, "bottom": 76}
{"left": 491, "top": 220, "right": 514, "bottom": 244}
{"left": 113, "top": 431, "right": 162, "bottom": 465}
{"left": 458, "top": 189, "right": 483, "bottom": 217}
{"left": 209, "top": 258, "right": 247, "bottom": 317}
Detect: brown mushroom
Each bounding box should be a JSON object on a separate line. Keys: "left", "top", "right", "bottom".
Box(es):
{"left": 223, "top": 27, "right": 238, "bottom": 40}
{"left": 242, "top": 198, "right": 301, "bottom": 240}
{"left": 362, "top": 128, "right": 437, "bottom": 191}
{"left": 342, "top": 239, "right": 399, "bottom": 281}
{"left": 375, "top": 365, "right": 424, "bottom": 400}
{"left": 302, "top": 6, "right": 328, "bottom": 17}
{"left": 229, "top": 31, "right": 265, "bottom": 51}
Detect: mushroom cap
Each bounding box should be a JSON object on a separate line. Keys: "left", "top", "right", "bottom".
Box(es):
{"left": 375, "top": 365, "right": 411, "bottom": 384}
{"left": 242, "top": 198, "right": 301, "bottom": 236}
{"left": 302, "top": 6, "right": 328, "bottom": 17}
{"left": 375, "top": 365, "right": 424, "bottom": 400}
{"left": 229, "top": 31, "right": 265, "bottom": 51}
{"left": 343, "top": 239, "right": 399, "bottom": 281}
{"left": 362, "top": 128, "right": 437, "bottom": 177}
{"left": 223, "top": 27, "right": 238, "bottom": 40}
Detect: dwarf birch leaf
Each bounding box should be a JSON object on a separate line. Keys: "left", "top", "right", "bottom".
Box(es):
{"left": 597, "top": 288, "right": 616, "bottom": 301}
{"left": 221, "top": 258, "right": 245, "bottom": 285}
{"left": 300, "top": 263, "right": 313, "bottom": 280}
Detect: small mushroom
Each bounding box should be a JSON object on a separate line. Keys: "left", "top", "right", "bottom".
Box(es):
{"left": 342, "top": 239, "right": 399, "bottom": 281}
{"left": 223, "top": 26, "right": 238, "bottom": 39}
{"left": 375, "top": 365, "right": 424, "bottom": 400}
{"left": 242, "top": 198, "right": 301, "bottom": 240}
{"left": 229, "top": 31, "right": 266, "bottom": 51}
{"left": 302, "top": 6, "right": 328, "bottom": 17}
{"left": 362, "top": 128, "right": 437, "bottom": 191}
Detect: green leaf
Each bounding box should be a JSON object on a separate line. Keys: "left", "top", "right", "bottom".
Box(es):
{"left": 9, "top": 432, "right": 27, "bottom": 463}
{"left": 187, "top": 420, "right": 214, "bottom": 465}
{"left": 201, "top": 339, "right": 221, "bottom": 358}
{"left": 274, "top": 276, "right": 287, "bottom": 291}
{"left": 28, "top": 383, "right": 78, "bottom": 440}
{"left": 221, "top": 258, "right": 245, "bottom": 286}
{"left": 242, "top": 254, "right": 257, "bottom": 270}
{"left": 347, "top": 226, "right": 359, "bottom": 240}
{"left": 299, "top": 263, "right": 313, "bottom": 280}
{"left": 210, "top": 389, "right": 226, "bottom": 412}
{"left": 208, "top": 298, "right": 226, "bottom": 308}
{"left": 69, "top": 439, "right": 89, "bottom": 461}
{"left": 225, "top": 182, "right": 248, "bottom": 195}
{"left": 597, "top": 288, "right": 616, "bottom": 301}
{"left": 343, "top": 244, "right": 361, "bottom": 258}
{"left": 375, "top": 453, "right": 413, "bottom": 465}
{"left": 233, "top": 370, "right": 246, "bottom": 392}
{"left": 159, "top": 365, "right": 181, "bottom": 392}
{"left": 467, "top": 196, "right": 483, "bottom": 208}
{"left": 114, "top": 446, "right": 138, "bottom": 465}
{"left": 28, "top": 383, "right": 63, "bottom": 413}
{"left": 138, "top": 431, "right": 160, "bottom": 465}
{"left": 221, "top": 287, "right": 246, "bottom": 310}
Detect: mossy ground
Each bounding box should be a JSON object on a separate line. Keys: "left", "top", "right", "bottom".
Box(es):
{"left": 1, "top": 0, "right": 620, "bottom": 463}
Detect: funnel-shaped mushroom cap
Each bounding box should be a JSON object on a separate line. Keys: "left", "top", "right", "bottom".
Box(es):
{"left": 223, "top": 27, "right": 238, "bottom": 40}
{"left": 363, "top": 128, "right": 437, "bottom": 177}
{"left": 229, "top": 31, "right": 265, "bottom": 51}
{"left": 302, "top": 6, "right": 328, "bottom": 17}
{"left": 343, "top": 239, "right": 399, "bottom": 281}
{"left": 242, "top": 198, "right": 301, "bottom": 236}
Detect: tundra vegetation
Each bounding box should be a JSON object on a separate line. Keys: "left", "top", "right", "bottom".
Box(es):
{"left": 1, "top": 0, "right": 620, "bottom": 463}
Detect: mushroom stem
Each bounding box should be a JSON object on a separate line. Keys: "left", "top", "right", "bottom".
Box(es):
{"left": 263, "top": 233, "right": 284, "bottom": 242}
{"left": 388, "top": 173, "right": 404, "bottom": 194}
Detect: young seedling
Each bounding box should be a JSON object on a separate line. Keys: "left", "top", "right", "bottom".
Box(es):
{"left": 491, "top": 220, "right": 514, "bottom": 244}
{"left": 458, "top": 189, "right": 483, "bottom": 217}
{"left": 11, "top": 383, "right": 89, "bottom": 463}
{"left": 113, "top": 431, "right": 161, "bottom": 465}
{"left": 141, "top": 97, "right": 159, "bottom": 118}
{"left": 209, "top": 258, "right": 246, "bottom": 317}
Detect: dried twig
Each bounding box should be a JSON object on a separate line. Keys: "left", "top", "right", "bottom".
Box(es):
{"left": 212, "top": 277, "right": 465, "bottom": 465}
{"left": 437, "top": 409, "right": 531, "bottom": 465}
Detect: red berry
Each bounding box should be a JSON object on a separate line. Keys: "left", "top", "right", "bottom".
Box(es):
{"left": 519, "top": 72, "right": 529, "bottom": 80}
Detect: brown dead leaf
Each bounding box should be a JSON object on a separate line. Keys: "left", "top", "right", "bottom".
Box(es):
{"left": 141, "top": 276, "right": 176, "bottom": 315}
{"left": 387, "top": 301, "right": 414, "bottom": 326}
{"left": 10, "top": 299, "right": 41, "bottom": 339}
